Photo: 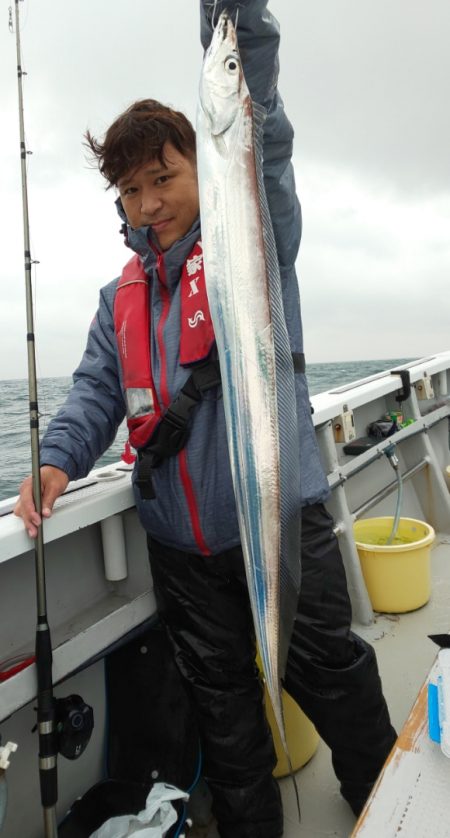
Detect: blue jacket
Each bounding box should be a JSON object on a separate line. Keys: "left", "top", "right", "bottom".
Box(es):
{"left": 40, "top": 0, "right": 330, "bottom": 554}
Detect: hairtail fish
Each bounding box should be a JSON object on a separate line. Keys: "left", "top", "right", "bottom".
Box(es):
{"left": 196, "top": 9, "right": 303, "bottom": 809}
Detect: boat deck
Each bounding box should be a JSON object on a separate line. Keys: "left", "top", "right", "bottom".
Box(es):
{"left": 192, "top": 532, "right": 450, "bottom": 837}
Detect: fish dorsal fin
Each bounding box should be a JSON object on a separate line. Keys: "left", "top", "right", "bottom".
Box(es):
{"left": 251, "top": 100, "right": 267, "bottom": 167}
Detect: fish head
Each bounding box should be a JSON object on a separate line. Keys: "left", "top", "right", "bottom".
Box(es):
{"left": 199, "top": 11, "right": 249, "bottom": 136}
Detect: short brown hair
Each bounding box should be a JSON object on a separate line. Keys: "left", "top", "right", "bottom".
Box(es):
{"left": 85, "top": 99, "right": 196, "bottom": 188}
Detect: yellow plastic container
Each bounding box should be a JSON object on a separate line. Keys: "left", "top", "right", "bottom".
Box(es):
{"left": 445, "top": 465, "right": 450, "bottom": 491}
{"left": 263, "top": 685, "right": 319, "bottom": 778}
{"left": 354, "top": 517, "right": 435, "bottom": 613}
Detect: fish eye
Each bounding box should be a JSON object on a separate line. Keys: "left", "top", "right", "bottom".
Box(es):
{"left": 224, "top": 55, "right": 239, "bottom": 74}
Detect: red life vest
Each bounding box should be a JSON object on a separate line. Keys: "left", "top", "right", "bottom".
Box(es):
{"left": 114, "top": 240, "right": 215, "bottom": 450}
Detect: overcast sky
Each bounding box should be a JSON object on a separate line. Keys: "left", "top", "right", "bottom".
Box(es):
{"left": 1, "top": 0, "right": 449, "bottom": 380}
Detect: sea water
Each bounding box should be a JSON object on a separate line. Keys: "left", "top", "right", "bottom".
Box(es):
{"left": 0, "top": 358, "right": 413, "bottom": 502}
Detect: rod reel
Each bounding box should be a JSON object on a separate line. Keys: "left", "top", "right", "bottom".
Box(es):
{"left": 33, "top": 695, "right": 94, "bottom": 762}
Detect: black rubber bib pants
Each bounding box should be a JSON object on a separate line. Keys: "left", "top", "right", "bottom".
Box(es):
{"left": 148, "top": 503, "right": 397, "bottom": 838}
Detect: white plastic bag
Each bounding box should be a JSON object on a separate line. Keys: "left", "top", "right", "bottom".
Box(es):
{"left": 89, "top": 782, "right": 189, "bottom": 838}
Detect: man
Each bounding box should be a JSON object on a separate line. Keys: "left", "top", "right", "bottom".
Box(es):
{"left": 16, "top": 2, "right": 396, "bottom": 836}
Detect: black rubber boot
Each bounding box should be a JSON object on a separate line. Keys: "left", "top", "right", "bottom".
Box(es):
{"left": 208, "top": 773, "right": 283, "bottom": 838}
{"left": 287, "top": 637, "right": 396, "bottom": 816}
{"left": 284, "top": 504, "right": 397, "bottom": 816}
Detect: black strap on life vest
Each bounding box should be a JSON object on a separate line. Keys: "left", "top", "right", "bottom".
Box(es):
{"left": 292, "top": 352, "right": 305, "bottom": 374}
{"left": 136, "top": 359, "right": 222, "bottom": 499}
{"left": 135, "top": 352, "right": 305, "bottom": 500}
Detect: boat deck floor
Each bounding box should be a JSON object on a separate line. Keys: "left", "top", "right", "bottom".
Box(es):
{"left": 190, "top": 532, "right": 450, "bottom": 837}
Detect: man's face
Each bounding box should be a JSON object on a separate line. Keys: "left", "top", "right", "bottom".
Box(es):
{"left": 117, "top": 142, "right": 200, "bottom": 251}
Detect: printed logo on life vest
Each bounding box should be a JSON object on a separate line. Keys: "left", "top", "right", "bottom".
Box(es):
{"left": 188, "top": 277, "right": 200, "bottom": 297}
{"left": 118, "top": 321, "right": 127, "bottom": 358}
{"left": 188, "top": 310, "right": 205, "bottom": 328}
{"left": 186, "top": 252, "right": 203, "bottom": 278}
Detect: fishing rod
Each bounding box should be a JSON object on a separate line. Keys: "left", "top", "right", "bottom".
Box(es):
{"left": 9, "top": 3, "right": 93, "bottom": 835}
{"left": 9, "top": 1, "right": 59, "bottom": 834}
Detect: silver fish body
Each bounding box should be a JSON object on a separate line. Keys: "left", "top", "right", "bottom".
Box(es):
{"left": 196, "top": 11, "right": 302, "bottom": 749}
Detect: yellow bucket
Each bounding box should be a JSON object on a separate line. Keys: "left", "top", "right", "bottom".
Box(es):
{"left": 445, "top": 465, "right": 450, "bottom": 491}
{"left": 263, "top": 685, "right": 319, "bottom": 777}
{"left": 354, "top": 517, "right": 435, "bottom": 613}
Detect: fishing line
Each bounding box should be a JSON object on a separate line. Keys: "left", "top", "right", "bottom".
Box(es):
{"left": 211, "top": 0, "right": 219, "bottom": 30}
{"left": 24, "top": 142, "right": 45, "bottom": 414}
{"left": 11, "top": 0, "right": 30, "bottom": 31}
{"left": 234, "top": 4, "right": 243, "bottom": 30}
{"left": 31, "top": 263, "right": 52, "bottom": 436}
{"left": 25, "top": 162, "right": 50, "bottom": 433}
{"left": 24, "top": 158, "right": 48, "bottom": 432}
